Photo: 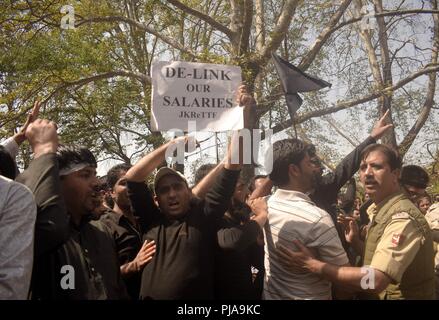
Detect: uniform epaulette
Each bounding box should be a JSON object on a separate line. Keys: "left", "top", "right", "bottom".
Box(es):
{"left": 391, "top": 212, "right": 411, "bottom": 220}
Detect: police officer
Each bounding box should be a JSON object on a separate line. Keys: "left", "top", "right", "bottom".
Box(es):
{"left": 276, "top": 144, "right": 435, "bottom": 300}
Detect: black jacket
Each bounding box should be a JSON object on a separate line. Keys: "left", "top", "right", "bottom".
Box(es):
{"left": 127, "top": 167, "right": 240, "bottom": 300}
{"left": 100, "top": 210, "right": 143, "bottom": 300}
{"left": 17, "top": 154, "right": 128, "bottom": 300}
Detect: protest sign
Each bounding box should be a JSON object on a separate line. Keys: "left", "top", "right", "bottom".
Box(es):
{"left": 151, "top": 60, "right": 243, "bottom": 132}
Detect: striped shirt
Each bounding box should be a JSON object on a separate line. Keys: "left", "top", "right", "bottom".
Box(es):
{"left": 263, "top": 189, "right": 348, "bottom": 300}
{"left": 0, "top": 176, "right": 36, "bottom": 299}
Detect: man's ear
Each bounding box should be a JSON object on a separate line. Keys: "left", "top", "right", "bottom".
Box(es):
{"left": 154, "top": 195, "right": 160, "bottom": 207}
{"left": 288, "top": 163, "right": 300, "bottom": 178}
{"left": 392, "top": 168, "right": 401, "bottom": 184}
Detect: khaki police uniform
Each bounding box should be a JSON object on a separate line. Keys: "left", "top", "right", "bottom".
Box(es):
{"left": 361, "top": 191, "right": 435, "bottom": 300}
{"left": 425, "top": 203, "right": 439, "bottom": 299}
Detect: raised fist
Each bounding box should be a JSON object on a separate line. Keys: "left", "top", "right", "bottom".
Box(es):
{"left": 25, "top": 119, "right": 59, "bottom": 158}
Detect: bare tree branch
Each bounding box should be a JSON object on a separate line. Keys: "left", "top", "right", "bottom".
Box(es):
{"left": 298, "top": 0, "right": 353, "bottom": 71}
{"left": 327, "top": 9, "right": 439, "bottom": 35}
{"left": 239, "top": 0, "right": 254, "bottom": 54}
{"left": 266, "top": 64, "right": 439, "bottom": 136}
{"left": 258, "top": 0, "right": 301, "bottom": 63}
{"left": 323, "top": 115, "right": 359, "bottom": 147}
{"left": 254, "top": 0, "right": 266, "bottom": 52}
{"left": 76, "top": 15, "right": 197, "bottom": 59}
{"left": 399, "top": 1, "right": 439, "bottom": 156}
{"left": 166, "top": 0, "right": 234, "bottom": 39}
{"left": 43, "top": 70, "right": 151, "bottom": 104}
{"left": 373, "top": 0, "right": 397, "bottom": 147}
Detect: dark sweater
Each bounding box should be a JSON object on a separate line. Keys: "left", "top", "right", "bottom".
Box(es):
{"left": 215, "top": 215, "right": 264, "bottom": 300}
{"left": 17, "top": 154, "right": 128, "bottom": 300}
{"left": 127, "top": 167, "right": 240, "bottom": 300}
{"left": 100, "top": 210, "right": 142, "bottom": 300}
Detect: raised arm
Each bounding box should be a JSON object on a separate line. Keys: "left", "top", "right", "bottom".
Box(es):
{"left": 320, "top": 110, "right": 393, "bottom": 192}
{"left": 2, "top": 101, "right": 41, "bottom": 160}
{"left": 16, "top": 119, "right": 70, "bottom": 257}
{"left": 13, "top": 101, "right": 41, "bottom": 146}
{"left": 125, "top": 137, "right": 186, "bottom": 182}
{"left": 191, "top": 161, "right": 225, "bottom": 199}
{"left": 203, "top": 85, "right": 255, "bottom": 217}
{"left": 225, "top": 84, "right": 255, "bottom": 171}
{"left": 125, "top": 137, "right": 189, "bottom": 231}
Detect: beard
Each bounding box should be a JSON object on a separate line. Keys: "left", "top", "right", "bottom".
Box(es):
{"left": 311, "top": 171, "right": 322, "bottom": 188}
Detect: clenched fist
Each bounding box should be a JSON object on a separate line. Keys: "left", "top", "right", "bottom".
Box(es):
{"left": 25, "top": 119, "right": 59, "bottom": 158}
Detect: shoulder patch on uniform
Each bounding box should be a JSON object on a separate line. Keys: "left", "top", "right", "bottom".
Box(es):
{"left": 391, "top": 233, "right": 405, "bottom": 247}
{"left": 391, "top": 212, "right": 411, "bottom": 220}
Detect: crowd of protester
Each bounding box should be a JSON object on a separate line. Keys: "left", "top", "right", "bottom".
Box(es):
{"left": 1, "top": 90, "right": 438, "bottom": 300}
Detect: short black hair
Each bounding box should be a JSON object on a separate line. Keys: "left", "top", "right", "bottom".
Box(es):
{"left": 193, "top": 163, "right": 217, "bottom": 185}
{"left": 269, "top": 138, "right": 315, "bottom": 187}
{"left": 400, "top": 165, "right": 429, "bottom": 189}
{"left": 0, "top": 145, "right": 16, "bottom": 179}
{"left": 96, "top": 175, "right": 114, "bottom": 208}
{"left": 96, "top": 175, "right": 109, "bottom": 191}
{"left": 107, "top": 163, "right": 131, "bottom": 190}
{"left": 56, "top": 145, "right": 97, "bottom": 172}
{"left": 248, "top": 174, "right": 267, "bottom": 193}
{"left": 360, "top": 144, "right": 402, "bottom": 171}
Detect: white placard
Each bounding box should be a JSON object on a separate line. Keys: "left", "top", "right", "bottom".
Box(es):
{"left": 151, "top": 60, "right": 243, "bottom": 132}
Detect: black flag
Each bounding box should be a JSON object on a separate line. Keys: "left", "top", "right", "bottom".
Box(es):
{"left": 285, "top": 93, "right": 303, "bottom": 121}
{"left": 272, "top": 53, "right": 331, "bottom": 120}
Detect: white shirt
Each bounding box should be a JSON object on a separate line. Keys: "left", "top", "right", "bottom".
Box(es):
{"left": 263, "top": 189, "right": 348, "bottom": 300}
{"left": 426, "top": 203, "right": 439, "bottom": 269}
{"left": 0, "top": 176, "right": 36, "bottom": 299}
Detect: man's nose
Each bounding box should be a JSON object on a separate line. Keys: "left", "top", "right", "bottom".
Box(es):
{"left": 91, "top": 176, "right": 99, "bottom": 190}
{"left": 364, "top": 165, "right": 373, "bottom": 176}
{"left": 168, "top": 186, "right": 177, "bottom": 197}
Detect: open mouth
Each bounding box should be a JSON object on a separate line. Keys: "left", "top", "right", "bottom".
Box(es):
{"left": 168, "top": 201, "right": 180, "bottom": 210}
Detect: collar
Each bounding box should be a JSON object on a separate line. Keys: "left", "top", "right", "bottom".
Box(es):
{"left": 367, "top": 191, "right": 406, "bottom": 219}
{"left": 69, "top": 213, "right": 94, "bottom": 230}
{"left": 273, "top": 188, "right": 315, "bottom": 204}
